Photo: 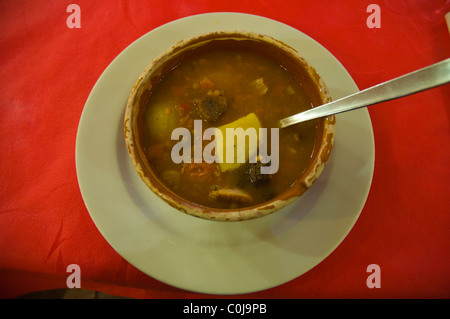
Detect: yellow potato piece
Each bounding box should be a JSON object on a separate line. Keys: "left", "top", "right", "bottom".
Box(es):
{"left": 145, "top": 100, "right": 178, "bottom": 141}
{"left": 214, "top": 112, "right": 262, "bottom": 172}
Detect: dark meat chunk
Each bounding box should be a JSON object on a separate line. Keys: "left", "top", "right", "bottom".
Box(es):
{"left": 244, "top": 161, "right": 271, "bottom": 185}
{"left": 194, "top": 89, "right": 228, "bottom": 122}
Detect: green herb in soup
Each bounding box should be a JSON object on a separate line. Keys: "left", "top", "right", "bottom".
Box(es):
{"left": 142, "top": 48, "right": 319, "bottom": 209}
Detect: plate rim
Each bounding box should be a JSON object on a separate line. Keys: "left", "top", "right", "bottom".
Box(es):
{"left": 75, "top": 12, "right": 375, "bottom": 295}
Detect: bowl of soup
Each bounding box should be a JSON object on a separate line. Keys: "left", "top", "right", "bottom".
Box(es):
{"left": 124, "top": 31, "right": 335, "bottom": 221}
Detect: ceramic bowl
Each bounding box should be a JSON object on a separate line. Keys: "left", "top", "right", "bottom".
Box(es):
{"left": 124, "top": 31, "right": 335, "bottom": 221}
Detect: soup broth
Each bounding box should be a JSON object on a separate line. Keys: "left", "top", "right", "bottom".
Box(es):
{"left": 141, "top": 47, "right": 320, "bottom": 209}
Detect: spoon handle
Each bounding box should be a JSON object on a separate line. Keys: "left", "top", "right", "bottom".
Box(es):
{"left": 279, "top": 58, "right": 450, "bottom": 128}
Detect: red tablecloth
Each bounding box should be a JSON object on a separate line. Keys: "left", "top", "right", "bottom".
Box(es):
{"left": 1, "top": 0, "right": 449, "bottom": 299}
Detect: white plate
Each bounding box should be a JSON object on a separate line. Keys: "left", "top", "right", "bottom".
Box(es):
{"left": 76, "top": 12, "right": 374, "bottom": 295}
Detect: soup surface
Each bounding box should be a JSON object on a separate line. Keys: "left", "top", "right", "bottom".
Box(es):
{"left": 141, "top": 48, "right": 319, "bottom": 209}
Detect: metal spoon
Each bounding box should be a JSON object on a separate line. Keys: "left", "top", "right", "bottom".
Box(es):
{"left": 278, "top": 58, "right": 450, "bottom": 128}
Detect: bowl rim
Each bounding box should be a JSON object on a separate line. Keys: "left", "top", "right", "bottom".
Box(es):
{"left": 124, "top": 30, "right": 335, "bottom": 221}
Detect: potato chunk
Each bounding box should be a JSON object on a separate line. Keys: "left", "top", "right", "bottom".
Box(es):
{"left": 214, "top": 112, "right": 262, "bottom": 172}
{"left": 145, "top": 100, "right": 178, "bottom": 141}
